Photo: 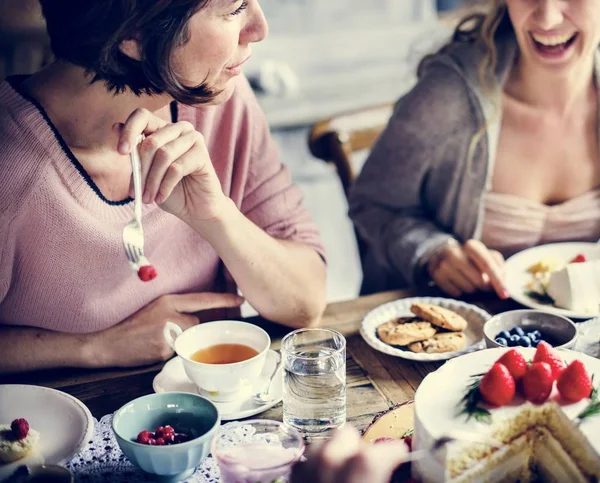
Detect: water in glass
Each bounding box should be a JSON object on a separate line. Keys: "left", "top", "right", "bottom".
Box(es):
{"left": 282, "top": 329, "right": 346, "bottom": 438}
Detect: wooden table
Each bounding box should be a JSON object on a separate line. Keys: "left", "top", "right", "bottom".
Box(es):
{"left": 0, "top": 290, "right": 521, "bottom": 432}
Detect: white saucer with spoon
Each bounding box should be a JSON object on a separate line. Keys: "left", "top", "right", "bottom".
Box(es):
{"left": 153, "top": 349, "right": 283, "bottom": 421}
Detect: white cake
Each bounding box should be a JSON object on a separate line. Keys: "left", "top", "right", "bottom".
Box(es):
{"left": 546, "top": 261, "right": 600, "bottom": 313}
{"left": 412, "top": 348, "right": 600, "bottom": 482}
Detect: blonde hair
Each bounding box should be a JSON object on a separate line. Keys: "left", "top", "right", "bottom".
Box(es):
{"left": 451, "top": 0, "right": 512, "bottom": 172}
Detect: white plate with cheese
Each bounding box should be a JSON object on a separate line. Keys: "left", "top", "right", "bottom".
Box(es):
{"left": 505, "top": 242, "right": 600, "bottom": 319}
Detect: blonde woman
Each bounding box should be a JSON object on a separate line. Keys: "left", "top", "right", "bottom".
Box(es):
{"left": 350, "top": 0, "right": 600, "bottom": 298}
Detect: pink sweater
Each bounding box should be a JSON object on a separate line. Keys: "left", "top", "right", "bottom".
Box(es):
{"left": 0, "top": 75, "right": 325, "bottom": 333}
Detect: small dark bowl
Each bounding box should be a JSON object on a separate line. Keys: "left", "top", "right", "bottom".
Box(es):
{"left": 484, "top": 309, "right": 577, "bottom": 350}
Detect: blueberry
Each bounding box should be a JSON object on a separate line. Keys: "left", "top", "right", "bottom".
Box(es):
{"left": 519, "top": 336, "right": 532, "bottom": 347}
{"left": 532, "top": 339, "right": 541, "bottom": 347}
{"left": 495, "top": 337, "right": 508, "bottom": 346}
{"left": 532, "top": 330, "right": 542, "bottom": 339}
{"left": 508, "top": 335, "right": 521, "bottom": 347}
{"left": 526, "top": 331, "right": 537, "bottom": 340}
{"left": 509, "top": 327, "right": 520, "bottom": 335}
{"left": 514, "top": 327, "right": 525, "bottom": 337}
{"left": 498, "top": 330, "right": 511, "bottom": 340}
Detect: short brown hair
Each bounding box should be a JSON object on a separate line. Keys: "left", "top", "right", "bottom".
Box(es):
{"left": 39, "top": 0, "right": 219, "bottom": 105}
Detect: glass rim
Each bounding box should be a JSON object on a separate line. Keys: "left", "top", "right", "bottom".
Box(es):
{"left": 210, "top": 419, "right": 305, "bottom": 470}
{"left": 280, "top": 328, "right": 346, "bottom": 360}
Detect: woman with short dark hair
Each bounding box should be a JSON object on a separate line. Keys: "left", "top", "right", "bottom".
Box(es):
{"left": 0, "top": 0, "right": 327, "bottom": 373}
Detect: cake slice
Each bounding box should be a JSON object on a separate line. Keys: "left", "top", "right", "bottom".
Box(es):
{"left": 546, "top": 260, "right": 600, "bottom": 313}
{"left": 447, "top": 403, "right": 600, "bottom": 482}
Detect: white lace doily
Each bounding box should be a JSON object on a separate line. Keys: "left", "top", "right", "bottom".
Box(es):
{"left": 65, "top": 415, "right": 272, "bottom": 482}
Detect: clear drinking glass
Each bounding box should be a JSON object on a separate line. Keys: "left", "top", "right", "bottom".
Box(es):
{"left": 281, "top": 328, "right": 346, "bottom": 439}
{"left": 211, "top": 420, "right": 305, "bottom": 483}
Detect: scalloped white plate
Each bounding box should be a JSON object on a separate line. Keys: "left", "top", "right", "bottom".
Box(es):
{"left": 505, "top": 242, "right": 600, "bottom": 319}
{"left": 0, "top": 385, "right": 94, "bottom": 482}
{"left": 360, "top": 297, "right": 491, "bottom": 362}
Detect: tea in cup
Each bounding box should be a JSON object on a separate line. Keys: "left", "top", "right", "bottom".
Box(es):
{"left": 163, "top": 320, "right": 270, "bottom": 402}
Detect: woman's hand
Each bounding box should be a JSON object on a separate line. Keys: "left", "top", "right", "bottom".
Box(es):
{"left": 88, "top": 292, "right": 244, "bottom": 368}
{"left": 115, "top": 108, "right": 229, "bottom": 223}
{"left": 290, "top": 426, "right": 409, "bottom": 483}
{"left": 428, "top": 239, "right": 509, "bottom": 299}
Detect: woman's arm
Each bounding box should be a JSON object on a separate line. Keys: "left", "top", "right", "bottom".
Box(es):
{"left": 0, "top": 292, "right": 244, "bottom": 374}
{"left": 0, "top": 326, "right": 91, "bottom": 373}
{"left": 191, "top": 198, "right": 326, "bottom": 328}
{"left": 349, "top": 64, "right": 475, "bottom": 286}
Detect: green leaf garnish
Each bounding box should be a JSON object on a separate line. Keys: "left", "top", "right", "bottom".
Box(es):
{"left": 458, "top": 376, "right": 492, "bottom": 424}
{"left": 524, "top": 290, "right": 555, "bottom": 305}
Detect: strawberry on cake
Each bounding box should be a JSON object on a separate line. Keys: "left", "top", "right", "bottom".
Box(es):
{"left": 413, "top": 344, "right": 600, "bottom": 482}
{"left": 0, "top": 418, "right": 39, "bottom": 463}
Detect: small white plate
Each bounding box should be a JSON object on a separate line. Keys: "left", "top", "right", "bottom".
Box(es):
{"left": 360, "top": 297, "right": 491, "bottom": 362}
{"left": 0, "top": 385, "right": 94, "bottom": 482}
{"left": 153, "top": 350, "right": 282, "bottom": 421}
{"left": 505, "top": 242, "right": 600, "bottom": 319}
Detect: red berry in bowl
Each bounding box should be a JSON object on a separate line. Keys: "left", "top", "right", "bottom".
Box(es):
{"left": 138, "top": 265, "right": 157, "bottom": 282}
{"left": 136, "top": 430, "right": 152, "bottom": 444}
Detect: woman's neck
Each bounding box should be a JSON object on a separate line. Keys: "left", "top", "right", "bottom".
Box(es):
{"left": 21, "top": 60, "right": 172, "bottom": 152}
{"left": 505, "top": 55, "right": 596, "bottom": 116}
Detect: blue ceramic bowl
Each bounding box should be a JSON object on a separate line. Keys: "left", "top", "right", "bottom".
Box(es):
{"left": 112, "top": 392, "right": 220, "bottom": 482}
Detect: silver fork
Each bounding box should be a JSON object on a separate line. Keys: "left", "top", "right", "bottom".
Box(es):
{"left": 122, "top": 135, "right": 147, "bottom": 268}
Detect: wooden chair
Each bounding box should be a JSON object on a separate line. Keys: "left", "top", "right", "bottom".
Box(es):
{"left": 308, "top": 103, "right": 394, "bottom": 198}
{"left": 308, "top": 103, "right": 397, "bottom": 294}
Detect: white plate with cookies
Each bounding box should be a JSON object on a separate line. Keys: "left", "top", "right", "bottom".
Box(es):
{"left": 360, "top": 297, "right": 491, "bottom": 361}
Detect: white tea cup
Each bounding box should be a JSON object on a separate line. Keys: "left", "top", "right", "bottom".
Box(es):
{"left": 163, "top": 320, "right": 270, "bottom": 403}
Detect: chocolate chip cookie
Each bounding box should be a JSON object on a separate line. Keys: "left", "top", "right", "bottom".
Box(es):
{"left": 410, "top": 303, "right": 468, "bottom": 332}
{"left": 407, "top": 332, "right": 467, "bottom": 354}
{"left": 377, "top": 317, "right": 437, "bottom": 347}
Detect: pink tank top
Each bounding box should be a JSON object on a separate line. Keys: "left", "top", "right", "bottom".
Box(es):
{"left": 480, "top": 189, "right": 600, "bottom": 258}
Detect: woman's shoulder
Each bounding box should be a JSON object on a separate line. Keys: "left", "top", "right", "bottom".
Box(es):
{"left": 0, "top": 83, "right": 53, "bottom": 216}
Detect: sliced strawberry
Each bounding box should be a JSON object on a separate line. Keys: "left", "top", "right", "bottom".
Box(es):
{"left": 373, "top": 436, "right": 396, "bottom": 444}
{"left": 497, "top": 349, "right": 528, "bottom": 380}
{"left": 557, "top": 360, "right": 593, "bottom": 402}
{"left": 522, "top": 362, "right": 554, "bottom": 404}
{"left": 533, "top": 341, "right": 566, "bottom": 381}
{"left": 569, "top": 253, "right": 587, "bottom": 264}
{"left": 479, "top": 362, "right": 516, "bottom": 406}
{"left": 138, "top": 265, "right": 157, "bottom": 282}
{"left": 403, "top": 435, "right": 412, "bottom": 451}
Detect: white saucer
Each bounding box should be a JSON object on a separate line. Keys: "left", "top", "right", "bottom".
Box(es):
{"left": 153, "top": 350, "right": 282, "bottom": 421}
